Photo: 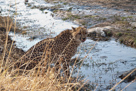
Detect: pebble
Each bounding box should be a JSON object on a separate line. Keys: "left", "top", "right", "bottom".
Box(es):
{"left": 129, "top": 22, "right": 136, "bottom": 28}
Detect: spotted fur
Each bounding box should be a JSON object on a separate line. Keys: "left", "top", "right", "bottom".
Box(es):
{"left": 14, "top": 26, "right": 88, "bottom": 75}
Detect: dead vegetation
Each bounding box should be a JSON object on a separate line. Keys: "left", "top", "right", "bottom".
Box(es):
{"left": 0, "top": 16, "right": 88, "bottom": 91}
{"left": 0, "top": 15, "right": 135, "bottom": 91}
{"left": 0, "top": 0, "right": 136, "bottom": 89}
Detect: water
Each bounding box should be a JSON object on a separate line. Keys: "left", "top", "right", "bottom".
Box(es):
{"left": 76, "top": 39, "right": 136, "bottom": 90}
{"left": 0, "top": 0, "right": 136, "bottom": 90}
{"left": 1, "top": 0, "right": 77, "bottom": 51}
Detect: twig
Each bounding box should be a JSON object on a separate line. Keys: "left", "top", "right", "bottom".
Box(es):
{"left": 121, "top": 78, "right": 136, "bottom": 91}
{"left": 109, "top": 68, "right": 136, "bottom": 91}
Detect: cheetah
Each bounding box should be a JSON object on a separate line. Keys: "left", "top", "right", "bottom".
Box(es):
{"left": 14, "top": 26, "right": 88, "bottom": 76}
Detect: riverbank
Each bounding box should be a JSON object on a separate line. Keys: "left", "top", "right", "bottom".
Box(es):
{"left": 45, "top": 0, "right": 136, "bottom": 12}
{"left": 41, "top": 0, "right": 136, "bottom": 48}
{"left": 88, "top": 21, "right": 136, "bottom": 48}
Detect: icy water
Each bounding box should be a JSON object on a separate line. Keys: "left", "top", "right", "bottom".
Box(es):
{"left": 0, "top": 0, "right": 136, "bottom": 90}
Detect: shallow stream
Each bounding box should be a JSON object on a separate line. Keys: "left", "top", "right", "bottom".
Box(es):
{"left": 0, "top": 0, "right": 136, "bottom": 90}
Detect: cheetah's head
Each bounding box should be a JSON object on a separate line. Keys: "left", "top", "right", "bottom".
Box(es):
{"left": 72, "top": 26, "right": 88, "bottom": 42}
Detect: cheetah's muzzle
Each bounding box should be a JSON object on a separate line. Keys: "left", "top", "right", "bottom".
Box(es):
{"left": 81, "top": 38, "right": 86, "bottom": 42}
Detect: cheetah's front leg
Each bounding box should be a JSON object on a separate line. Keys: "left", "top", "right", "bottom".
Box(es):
{"left": 56, "top": 57, "right": 70, "bottom": 77}
{"left": 63, "top": 60, "right": 70, "bottom": 77}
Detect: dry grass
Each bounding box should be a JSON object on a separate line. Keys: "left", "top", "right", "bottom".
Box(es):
{"left": 0, "top": 36, "right": 81, "bottom": 91}
{"left": 0, "top": 2, "right": 87, "bottom": 89}
{"left": 110, "top": 68, "right": 136, "bottom": 91}
{"left": 0, "top": 15, "right": 85, "bottom": 91}
{"left": 0, "top": 67, "right": 82, "bottom": 91}
{"left": 0, "top": 15, "right": 136, "bottom": 91}
{"left": 0, "top": 1, "right": 136, "bottom": 91}
{"left": 0, "top": 36, "right": 82, "bottom": 91}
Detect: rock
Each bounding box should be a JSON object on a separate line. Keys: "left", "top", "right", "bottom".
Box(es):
{"left": 129, "top": 22, "right": 136, "bottom": 28}
{"left": 74, "top": 19, "right": 87, "bottom": 25}
{"left": 88, "top": 26, "right": 112, "bottom": 37}
{"left": 119, "top": 68, "right": 136, "bottom": 82}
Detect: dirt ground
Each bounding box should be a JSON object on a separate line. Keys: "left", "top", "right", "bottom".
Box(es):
{"left": 44, "top": 0, "right": 136, "bottom": 48}
{"left": 45, "top": 0, "right": 136, "bottom": 12}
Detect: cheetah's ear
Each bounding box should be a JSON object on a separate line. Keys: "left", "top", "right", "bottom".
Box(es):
{"left": 72, "top": 27, "right": 76, "bottom": 32}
